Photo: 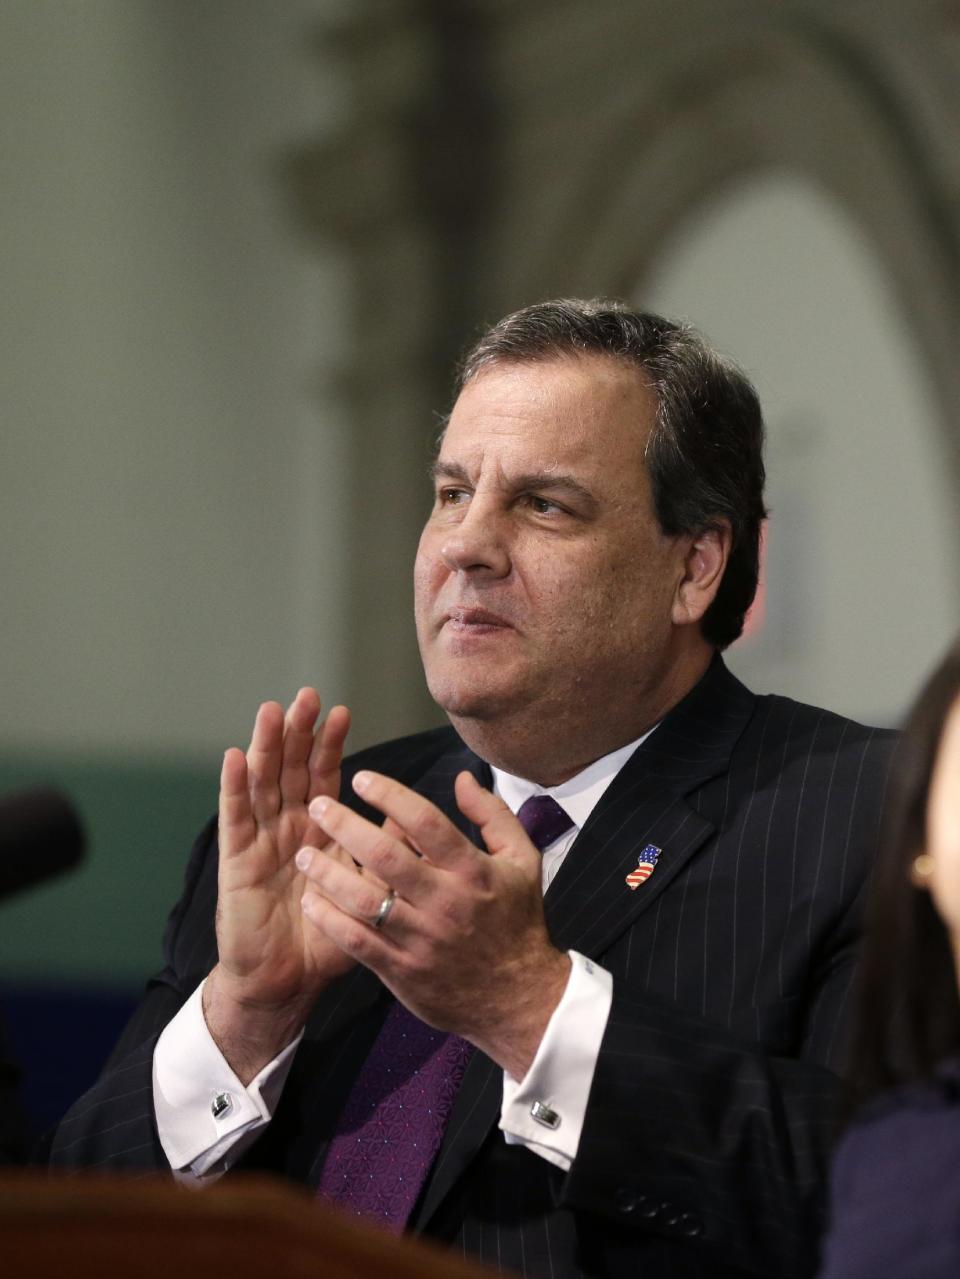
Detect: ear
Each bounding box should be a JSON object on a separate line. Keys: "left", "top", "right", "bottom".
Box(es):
{"left": 671, "top": 523, "right": 732, "bottom": 628}
{"left": 910, "top": 851, "right": 935, "bottom": 889}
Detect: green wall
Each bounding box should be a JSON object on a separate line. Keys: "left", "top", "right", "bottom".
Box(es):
{"left": 0, "top": 753, "right": 218, "bottom": 985}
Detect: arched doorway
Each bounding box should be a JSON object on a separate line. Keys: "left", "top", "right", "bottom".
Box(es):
{"left": 642, "top": 172, "right": 960, "bottom": 722}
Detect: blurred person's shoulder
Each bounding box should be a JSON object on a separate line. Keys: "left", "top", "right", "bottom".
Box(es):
{"left": 823, "top": 1060, "right": 960, "bottom": 1278}
{"left": 832, "top": 1057, "right": 960, "bottom": 1196}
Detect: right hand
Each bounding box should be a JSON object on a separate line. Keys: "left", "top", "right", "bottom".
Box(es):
{"left": 203, "top": 689, "right": 376, "bottom": 1077}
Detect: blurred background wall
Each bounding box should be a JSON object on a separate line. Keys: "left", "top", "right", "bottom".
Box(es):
{"left": 1, "top": 0, "right": 959, "bottom": 1134}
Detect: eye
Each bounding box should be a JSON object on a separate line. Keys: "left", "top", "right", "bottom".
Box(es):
{"left": 437, "top": 486, "right": 470, "bottom": 507}
{"left": 524, "top": 494, "right": 564, "bottom": 516}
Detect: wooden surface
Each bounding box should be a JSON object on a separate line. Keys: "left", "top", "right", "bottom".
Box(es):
{"left": 0, "top": 1172, "right": 504, "bottom": 1278}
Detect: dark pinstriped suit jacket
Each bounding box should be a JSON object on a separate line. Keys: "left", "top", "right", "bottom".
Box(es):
{"left": 51, "top": 659, "right": 895, "bottom": 1279}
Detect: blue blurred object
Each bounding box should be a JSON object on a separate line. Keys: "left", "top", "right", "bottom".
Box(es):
{"left": 0, "top": 982, "right": 139, "bottom": 1149}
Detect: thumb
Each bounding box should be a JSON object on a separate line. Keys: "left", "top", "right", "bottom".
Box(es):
{"left": 454, "top": 771, "right": 539, "bottom": 862}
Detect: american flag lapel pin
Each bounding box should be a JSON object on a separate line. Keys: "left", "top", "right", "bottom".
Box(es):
{"left": 625, "top": 844, "right": 662, "bottom": 890}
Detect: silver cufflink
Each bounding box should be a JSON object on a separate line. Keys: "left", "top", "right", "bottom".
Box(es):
{"left": 211, "top": 1091, "right": 233, "bottom": 1119}
{"left": 530, "top": 1100, "right": 560, "bottom": 1129}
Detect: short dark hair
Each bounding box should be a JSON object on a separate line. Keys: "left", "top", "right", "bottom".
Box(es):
{"left": 845, "top": 638, "right": 960, "bottom": 1116}
{"left": 455, "top": 298, "right": 767, "bottom": 649}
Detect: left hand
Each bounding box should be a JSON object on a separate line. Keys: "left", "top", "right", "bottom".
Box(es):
{"left": 296, "top": 769, "right": 572, "bottom": 1078}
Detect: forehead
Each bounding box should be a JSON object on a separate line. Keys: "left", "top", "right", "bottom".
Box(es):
{"left": 438, "top": 354, "right": 656, "bottom": 479}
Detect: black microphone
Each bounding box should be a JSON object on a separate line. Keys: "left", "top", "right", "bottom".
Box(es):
{"left": 0, "top": 787, "right": 85, "bottom": 901}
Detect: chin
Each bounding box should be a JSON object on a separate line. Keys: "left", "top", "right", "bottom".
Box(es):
{"left": 432, "top": 689, "right": 500, "bottom": 722}
{"left": 427, "top": 674, "right": 511, "bottom": 722}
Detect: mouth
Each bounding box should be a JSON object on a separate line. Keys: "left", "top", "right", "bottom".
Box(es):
{"left": 443, "top": 606, "right": 515, "bottom": 633}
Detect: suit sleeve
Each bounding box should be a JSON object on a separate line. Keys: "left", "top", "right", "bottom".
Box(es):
{"left": 561, "top": 988, "right": 845, "bottom": 1275}
{"left": 46, "top": 728, "right": 456, "bottom": 1173}
{"left": 49, "top": 816, "right": 221, "bottom": 1171}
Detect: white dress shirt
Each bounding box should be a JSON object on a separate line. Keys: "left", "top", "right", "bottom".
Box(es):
{"left": 153, "top": 729, "right": 654, "bottom": 1178}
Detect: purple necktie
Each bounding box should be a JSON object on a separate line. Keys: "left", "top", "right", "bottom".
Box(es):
{"left": 316, "top": 793, "right": 573, "bottom": 1230}
{"left": 516, "top": 793, "right": 575, "bottom": 853}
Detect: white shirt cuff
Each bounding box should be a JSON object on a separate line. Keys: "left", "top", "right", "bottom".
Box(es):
{"left": 499, "top": 950, "right": 613, "bottom": 1171}
{"left": 152, "top": 980, "right": 302, "bottom": 1177}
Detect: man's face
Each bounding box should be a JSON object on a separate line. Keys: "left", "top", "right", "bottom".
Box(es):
{"left": 414, "top": 354, "right": 692, "bottom": 764}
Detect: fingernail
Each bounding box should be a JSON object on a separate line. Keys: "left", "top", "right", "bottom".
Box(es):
{"left": 310, "top": 796, "right": 331, "bottom": 818}
{"left": 295, "top": 848, "right": 313, "bottom": 872}
{"left": 353, "top": 771, "right": 372, "bottom": 793}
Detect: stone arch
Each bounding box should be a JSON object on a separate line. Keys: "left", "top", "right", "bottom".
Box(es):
{"left": 481, "top": 4, "right": 960, "bottom": 473}
{"left": 290, "top": 0, "right": 960, "bottom": 737}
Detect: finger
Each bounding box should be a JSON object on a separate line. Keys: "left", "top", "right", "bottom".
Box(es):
{"left": 246, "top": 701, "right": 285, "bottom": 821}
{"left": 298, "top": 704, "right": 351, "bottom": 851}
{"left": 308, "top": 705, "right": 351, "bottom": 803}
{"left": 322, "top": 841, "right": 390, "bottom": 893}
{"left": 346, "top": 771, "right": 476, "bottom": 871}
{"left": 300, "top": 887, "right": 402, "bottom": 970}
{"left": 296, "top": 846, "right": 407, "bottom": 933}
{"left": 308, "top": 794, "right": 439, "bottom": 902}
{"left": 454, "top": 772, "right": 539, "bottom": 861}
{"left": 381, "top": 815, "right": 416, "bottom": 850}
{"left": 278, "top": 687, "right": 321, "bottom": 804}
{"left": 218, "top": 747, "right": 255, "bottom": 858}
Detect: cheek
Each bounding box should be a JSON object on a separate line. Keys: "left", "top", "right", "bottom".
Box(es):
{"left": 582, "top": 542, "right": 671, "bottom": 619}
{"left": 414, "top": 533, "right": 442, "bottom": 593}
{"left": 927, "top": 798, "right": 960, "bottom": 931}
{"left": 925, "top": 699, "right": 960, "bottom": 892}
{"left": 930, "top": 871, "right": 960, "bottom": 937}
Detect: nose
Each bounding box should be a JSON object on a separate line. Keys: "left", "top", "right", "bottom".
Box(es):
{"left": 439, "top": 500, "right": 511, "bottom": 578}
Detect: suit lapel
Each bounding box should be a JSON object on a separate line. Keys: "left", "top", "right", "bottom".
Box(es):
{"left": 545, "top": 787, "right": 714, "bottom": 956}
{"left": 414, "top": 735, "right": 492, "bottom": 840}
{"left": 417, "top": 658, "right": 756, "bottom": 1228}
{"left": 546, "top": 660, "right": 754, "bottom": 955}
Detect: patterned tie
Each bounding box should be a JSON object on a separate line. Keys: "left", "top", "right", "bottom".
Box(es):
{"left": 516, "top": 793, "right": 575, "bottom": 853}
{"left": 316, "top": 793, "right": 573, "bottom": 1230}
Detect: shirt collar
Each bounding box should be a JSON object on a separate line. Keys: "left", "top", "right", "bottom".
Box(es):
{"left": 492, "top": 725, "right": 658, "bottom": 831}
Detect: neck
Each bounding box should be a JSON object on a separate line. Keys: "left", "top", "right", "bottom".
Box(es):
{"left": 449, "top": 647, "right": 716, "bottom": 786}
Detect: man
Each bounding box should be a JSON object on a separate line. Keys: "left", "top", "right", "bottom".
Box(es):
{"left": 52, "top": 300, "right": 894, "bottom": 1279}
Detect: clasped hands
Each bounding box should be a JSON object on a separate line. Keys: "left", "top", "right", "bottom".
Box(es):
{"left": 209, "top": 688, "right": 570, "bottom": 1083}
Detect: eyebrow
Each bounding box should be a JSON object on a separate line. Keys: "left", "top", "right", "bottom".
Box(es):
{"left": 430, "top": 459, "right": 599, "bottom": 511}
